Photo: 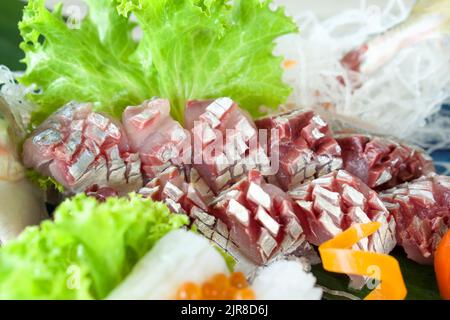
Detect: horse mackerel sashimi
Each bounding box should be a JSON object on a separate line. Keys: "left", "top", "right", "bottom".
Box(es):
{"left": 289, "top": 170, "right": 397, "bottom": 254}
{"left": 380, "top": 174, "right": 450, "bottom": 265}
{"left": 23, "top": 98, "right": 410, "bottom": 269}
{"left": 337, "top": 134, "right": 435, "bottom": 191}
{"left": 256, "top": 109, "right": 343, "bottom": 191}
{"left": 185, "top": 98, "right": 272, "bottom": 194}
{"left": 23, "top": 102, "right": 143, "bottom": 195}
{"left": 122, "top": 99, "right": 191, "bottom": 181}
{"left": 289, "top": 169, "right": 397, "bottom": 288}
{"left": 195, "top": 170, "right": 312, "bottom": 265}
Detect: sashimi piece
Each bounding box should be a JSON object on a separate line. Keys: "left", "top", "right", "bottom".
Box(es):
{"left": 380, "top": 174, "right": 450, "bottom": 265}
{"left": 85, "top": 186, "right": 120, "bottom": 202}
{"left": 138, "top": 166, "right": 213, "bottom": 219}
{"left": 289, "top": 170, "right": 397, "bottom": 254}
{"left": 23, "top": 102, "right": 143, "bottom": 194}
{"left": 123, "top": 99, "right": 191, "bottom": 181}
{"left": 187, "top": 98, "right": 271, "bottom": 194}
{"left": 337, "top": 134, "right": 435, "bottom": 190}
{"left": 194, "top": 170, "right": 310, "bottom": 265}
{"left": 184, "top": 100, "right": 212, "bottom": 131}
{"left": 255, "top": 109, "right": 342, "bottom": 191}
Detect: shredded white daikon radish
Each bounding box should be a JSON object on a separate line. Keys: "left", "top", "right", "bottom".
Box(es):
{"left": 0, "top": 66, "right": 35, "bottom": 136}
{"left": 276, "top": 0, "right": 450, "bottom": 149}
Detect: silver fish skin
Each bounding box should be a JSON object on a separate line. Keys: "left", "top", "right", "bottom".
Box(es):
{"left": 380, "top": 174, "right": 450, "bottom": 265}
{"left": 23, "top": 102, "right": 143, "bottom": 195}
{"left": 255, "top": 109, "right": 342, "bottom": 191}
{"left": 336, "top": 134, "right": 435, "bottom": 191}
{"left": 341, "top": 0, "right": 450, "bottom": 78}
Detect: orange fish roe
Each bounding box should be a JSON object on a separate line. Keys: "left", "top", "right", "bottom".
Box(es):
{"left": 230, "top": 272, "right": 248, "bottom": 289}
{"left": 175, "top": 282, "right": 202, "bottom": 300}
{"left": 234, "top": 288, "right": 256, "bottom": 300}
{"left": 175, "top": 272, "right": 255, "bottom": 300}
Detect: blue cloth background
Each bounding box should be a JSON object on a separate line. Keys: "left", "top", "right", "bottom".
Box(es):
{"left": 430, "top": 105, "right": 450, "bottom": 176}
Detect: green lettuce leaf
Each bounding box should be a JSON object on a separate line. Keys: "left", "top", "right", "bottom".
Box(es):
{"left": 19, "top": 0, "right": 297, "bottom": 124}
{"left": 0, "top": 194, "right": 188, "bottom": 300}
{"left": 26, "top": 169, "right": 65, "bottom": 193}
{"left": 19, "top": 0, "right": 152, "bottom": 124}
{"left": 116, "top": 0, "right": 297, "bottom": 122}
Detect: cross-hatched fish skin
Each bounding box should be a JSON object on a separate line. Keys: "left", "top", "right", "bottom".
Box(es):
{"left": 203, "top": 170, "right": 311, "bottom": 265}
{"left": 337, "top": 134, "right": 435, "bottom": 191}
{"left": 186, "top": 98, "right": 271, "bottom": 194}
{"left": 289, "top": 170, "right": 397, "bottom": 254}
{"left": 256, "top": 109, "right": 343, "bottom": 191}
{"left": 23, "top": 102, "right": 143, "bottom": 195}
{"left": 122, "top": 99, "right": 191, "bottom": 182}
{"left": 380, "top": 174, "right": 450, "bottom": 265}
{"left": 138, "top": 165, "right": 213, "bottom": 219}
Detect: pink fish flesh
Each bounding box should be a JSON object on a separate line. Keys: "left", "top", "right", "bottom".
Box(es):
{"left": 122, "top": 99, "right": 191, "bottom": 181}
{"left": 186, "top": 98, "right": 271, "bottom": 194}
{"left": 337, "top": 134, "right": 435, "bottom": 190}
{"left": 202, "top": 170, "right": 310, "bottom": 265}
{"left": 138, "top": 165, "right": 213, "bottom": 218}
{"left": 380, "top": 174, "right": 450, "bottom": 264}
{"left": 27, "top": 98, "right": 443, "bottom": 268}
{"left": 256, "top": 110, "right": 343, "bottom": 191}
{"left": 289, "top": 170, "right": 397, "bottom": 254}
{"left": 23, "top": 102, "right": 143, "bottom": 194}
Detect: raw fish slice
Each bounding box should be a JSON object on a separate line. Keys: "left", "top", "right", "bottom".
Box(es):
{"left": 23, "top": 102, "right": 143, "bottom": 194}
{"left": 337, "top": 134, "right": 435, "bottom": 190}
{"left": 122, "top": 99, "right": 191, "bottom": 181}
{"left": 195, "top": 170, "right": 311, "bottom": 265}
{"left": 256, "top": 109, "right": 342, "bottom": 191}
{"left": 138, "top": 166, "right": 213, "bottom": 219}
{"left": 85, "top": 186, "right": 120, "bottom": 202}
{"left": 186, "top": 98, "right": 271, "bottom": 194}
{"left": 380, "top": 174, "right": 450, "bottom": 264}
{"left": 289, "top": 170, "right": 397, "bottom": 254}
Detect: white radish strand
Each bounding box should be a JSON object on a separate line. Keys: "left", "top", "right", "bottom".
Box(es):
{"left": 276, "top": 0, "right": 450, "bottom": 149}
{"left": 107, "top": 230, "right": 230, "bottom": 300}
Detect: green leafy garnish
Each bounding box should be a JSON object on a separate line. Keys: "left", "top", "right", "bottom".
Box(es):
{"left": 0, "top": 194, "right": 188, "bottom": 300}
{"left": 26, "top": 169, "right": 65, "bottom": 193}
{"left": 19, "top": 0, "right": 148, "bottom": 125}
{"left": 19, "top": 0, "right": 297, "bottom": 124}
{"left": 215, "top": 247, "right": 236, "bottom": 272}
